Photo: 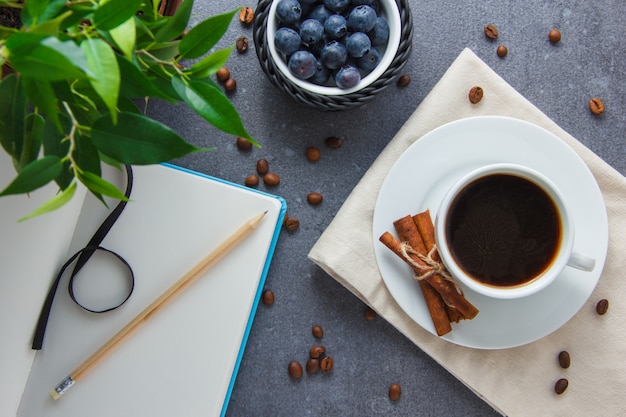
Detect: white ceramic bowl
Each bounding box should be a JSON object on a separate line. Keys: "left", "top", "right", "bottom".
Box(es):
{"left": 266, "top": 0, "right": 402, "bottom": 96}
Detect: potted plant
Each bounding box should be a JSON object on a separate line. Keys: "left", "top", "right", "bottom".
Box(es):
{"left": 0, "top": 0, "right": 256, "bottom": 220}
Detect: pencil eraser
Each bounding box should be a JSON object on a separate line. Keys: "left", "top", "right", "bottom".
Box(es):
{"left": 49, "top": 389, "right": 61, "bottom": 400}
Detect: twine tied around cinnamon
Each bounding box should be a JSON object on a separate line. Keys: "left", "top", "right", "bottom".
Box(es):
{"left": 399, "top": 242, "right": 463, "bottom": 294}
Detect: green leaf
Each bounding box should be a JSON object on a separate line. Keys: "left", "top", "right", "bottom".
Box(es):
{"left": 81, "top": 38, "right": 120, "bottom": 123}
{"left": 19, "top": 181, "right": 77, "bottom": 222}
{"left": 20, "top": 113, "right": 45, "bottom": 170}
{"left": 93, "top": 0, "right": 143, "bottom": 31}
{"left": 22, "top": 0, "right": 67, "bottom": 27}
{"left": 117, "top": 56, "right": 173, "bottom": 100}
{"left": 6, "top": 34, "right": 87, "bottom": 81}
{"left": 91, "top": 112, "right": 205, "bottom": 164}
{"left": 43, "top": 115, "right": 74, "bottom": 190}
{"left": 78, "top": 170, "right": 129, "bottom": 202}
{"left": 73, "top": 133, "right": 101, "bottom": 176}
{"left": 179, "top": 8, "right": 238, "bottom": 59}
{"left": 172, "top": 77, "right": 257, "bottom": 145}
{"left": 0, "top": 156, "right": 63, "bottom": 196}
{"left": 28, "top": 10, "right": 74, "bottom": 36}
{"left": 188, "top": 46, "right": 233, "bottom": 78}
{"left": 22, "top": 76, "right": 61, "bottom": 131}
{"left": 154, "top": 0, "right": 194, "bottom": 42}
{"left": 0, "top": 74, "right": 26, "bottom": 160}
{"left": 110, "top": 17, "right": 136, "bottom": 60}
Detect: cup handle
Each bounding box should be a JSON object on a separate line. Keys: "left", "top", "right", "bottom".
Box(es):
{"left": 567, "top": 251, "right": 596, "bottom": 272}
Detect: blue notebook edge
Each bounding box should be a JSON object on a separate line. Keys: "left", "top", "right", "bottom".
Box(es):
{"left": 160, "top": 163, "right": 287, "bottom": 417}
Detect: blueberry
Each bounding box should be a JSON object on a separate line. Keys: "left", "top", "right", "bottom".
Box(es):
{"left": 335, "top": 65, "right": 361, "bottom": 89}
{"left": 367, "top": 16, "right": 389, "bottom": 46}
{"left": 310, "top": 59, "right": 331, "bottom": 85}
{"left": 323, "top": 0, "right": 350, "bottom": 13}
{"left": 275, "top": 27, "right": 302, "bottom": 55}
{"left": 288, "top": 50, "right": 318, "bottom": 79}
{"left": 324, "top": 14, "right": 348, "bottom": 39}
{"left": 355, "top": 46, "right": 379, "bottom": 72}
{"left": 299, "top": 19, "right": 324, "bottom": 44}
{"left": 346, "top": 32, "right": 371, "bottom": 58}
{"left": 306, "top": 4, "right": 332, "bottom": 24}
{"left": 320, "top": 40, "right": 347, "bottom": 70}
{"left": 276, "top": 0, "right": 302, "bottom": 25}
{"left": 347, "top": 5, "right": 377, "bottom": 33}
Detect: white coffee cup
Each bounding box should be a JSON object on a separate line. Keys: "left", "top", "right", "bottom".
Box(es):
{"left": 434, "top": 163, "right": 595, "bottom": 299}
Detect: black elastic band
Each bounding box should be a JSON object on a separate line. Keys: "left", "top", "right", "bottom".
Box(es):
{"left": 32, "top": 165, "right": 134, "bottom": 350}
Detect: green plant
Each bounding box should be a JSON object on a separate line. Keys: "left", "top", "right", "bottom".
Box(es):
{"left": 0, "top": 0, "right": 255, "bottom": 220}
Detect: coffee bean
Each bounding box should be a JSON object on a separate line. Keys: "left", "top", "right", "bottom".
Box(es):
{"left": 320, "top": 356, "right": 334, "bottom": 373}
{"left": 306, "top": 358, "right": 320, "bottom": 374}
{"left": 236, "top": 36, "right": 249, "bottom": 53}
{"left": 312, "top": 325, "right": 324, "bottom": 338}
{"left": 256, "top": 158, "right": 269, "bottom": 175}
{"left": 549, "top": 29, "right": 562, "bottom": 43}
{"left": 216, "top": 66, "right": 230, "bottom": 82}
{"left": 262, "top": 289, "right": 275, "bottom": 305}
{"left": 306, "top": 146, "right": 321, "bottom": 161}
{"left": 244, "top": 174, "right": 259, "bottom": 187}
{"left": 310, "top": 345, "right": 326, "bottom": 359}
{"left": 484, "top": 24, "right": 499, "bottom": 39}
{"left": 364, "top": 307, "right": 377, "bottom": 321}
{"left": 589, "top": 98, "right": 605, "bottom": 115}
{"left": 388, "top": 383, "right": 402, "bottom": 401}
{"left": 239, "top": 6, "right": 254, "bottom": 25}
{"left": 497, "top": 45, "right": 508, "bottom": 57}
{"left": 224, "top": 77, "right": 237, "bottom": 92}
{"left": 558, "top": 351, "right": 571, "bottom": 369}
{"left": 236, "top": 137, "right": 252, "bottom": 150}
{"left": 285, "top": 217, "right": 300, "bottom": 231}
{"left": 307, "top": 192, "right": 323, "bottom": 205}
{"left": 468, "top": 86, "right": 484, "bottom": 104}
{"left": 397, "top": 74, "right": 411, "bottom": 88}
{"left": 554, "top": 378, "right": 568, "bottom": 395}
{"left": 263, "top": 173, "right": 280, "bottom": 186}
{"left": 325, "top": 136, "right": 342, "bottom": 149}
{"left": 288, "top": 360, "right": 303, "bottom": 379}
{"left": 596, "top": 298, "right": 609, "bottom": 315}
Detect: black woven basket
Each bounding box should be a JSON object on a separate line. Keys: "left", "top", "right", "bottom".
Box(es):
{"left": 253, "top": 0, "right": 414, "bottom": 111}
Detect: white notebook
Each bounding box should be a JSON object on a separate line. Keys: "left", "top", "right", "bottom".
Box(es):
{"left": 0, "top": 154, "right": 286, "bottom": 417}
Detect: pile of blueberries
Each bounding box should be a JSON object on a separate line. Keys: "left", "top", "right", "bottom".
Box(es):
{"left": 273, "top": 0, "right": 390, "bottom": 90}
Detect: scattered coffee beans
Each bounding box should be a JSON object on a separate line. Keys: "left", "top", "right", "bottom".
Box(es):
{"left": 468, "top": 86, "right": 484, "bottom": 104}
{"left": 312, "top": 325, "right": 324, "bottom": 338}
{"left": 320, "top": 356, "right": 334, "bottom": 373}
{"left": 325, "top": 136, "right": 342, "bottom": 149}
{"left": 239, "top": 6, "right": 254, "bottom": 25}
{"left": 549, "top": 29, "right": 562, "bottom": 43}
{"left": 554, "top": 378, "right": 568, "bottom": 395}
{"left": 364, "top": 307, "right": 377, "bottom": 321}
{"left": 497, "top": 45, "right": 508, "bottom": 57}
{"left": 484, "top": 24, "right": 499, "bottom": 39}
{"left": 224, "top": 77, "right": 237, "bottom": 92}
{"left": 397, "top": 74, "right": 411, "bottom": 88}
{"left": 306, "top": 146, "right": 321, "bottom": 162}
{"left": 596, "top": 298, "right": 609, "bottom": 315}
{"left": 285, "top": 217, "right": 300, "bottom": 231}
{"left": 558, "top": 351, "right": 571, "bottom": 369}
{"left": 388, "top": 383, "right": 402, "bottom": 401}
{"left": 216, "top": 66, "right": 230, "bottom": 82}
{"left": 262, "top": 289, "right": 275, "bottom": 305}
{"left": 244, "top": 174, "right": 259, "bottom": 187}
{"left": 256, "top": 158, "right": 269, "bottom": 175}
{"left": 236, "top": 36, "right": 249, "bottom": 53}
{"left": 307, "top": 192, "right": 323, "bottom": 205}
{"left": 589, "top": 98, "right": 605, "bottom": 115}
{"left": 236, "top": 136, "right": 252, "bottom": 150}
{"left": 263, "top": 173, "right": 280, "bottom": 186}
{"left": 309, "top": 345, "right": 326, "bottom": 359}
{"left": 306, "top": 358, "right": 320, "bottom": 374}
{"left": 288, "top": 360, "right": 303, "bottom": 379}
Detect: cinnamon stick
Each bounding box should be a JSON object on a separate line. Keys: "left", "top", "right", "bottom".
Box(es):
{"left": 393, "top": 216, "right": 452, "bottom": 336}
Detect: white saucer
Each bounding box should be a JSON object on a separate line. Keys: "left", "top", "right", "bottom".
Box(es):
{"left": 372, "top": 116, "right": 608, "bottom": 349}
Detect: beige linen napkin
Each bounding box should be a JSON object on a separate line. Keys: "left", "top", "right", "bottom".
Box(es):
{"left": 308, "top": 48, "right": 625, "bottom": 417}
